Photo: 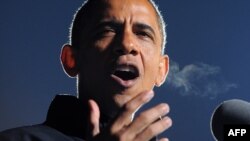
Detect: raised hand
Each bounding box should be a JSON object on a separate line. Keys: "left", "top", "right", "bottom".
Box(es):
{"left": 88, "top": 91, "right": 172, "bottom": 141}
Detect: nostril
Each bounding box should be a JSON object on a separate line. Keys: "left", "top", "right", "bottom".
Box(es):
{"left": 130, "top": 50, "right": 138, "bottom": 55}
{"left": 113, "top": 47, "right": 138, "bottom": 55}
{"left": 113, "top": 48, "right": 124, "bottom": 55}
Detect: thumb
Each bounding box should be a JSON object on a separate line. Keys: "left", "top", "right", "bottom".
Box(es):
{"left": 88, "top": 99, "right": 100, "bottom": 136}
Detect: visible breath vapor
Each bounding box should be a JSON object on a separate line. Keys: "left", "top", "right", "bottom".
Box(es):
{"left": 165, "top": 61, "right": 237, "bottom": 99}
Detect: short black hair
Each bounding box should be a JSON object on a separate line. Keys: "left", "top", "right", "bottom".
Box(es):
{"left": 69, "top": 0, "right": 167, "bottom": 54}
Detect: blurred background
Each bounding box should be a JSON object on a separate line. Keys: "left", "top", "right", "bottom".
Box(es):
{"left": 1, "top": 0, "right": 250, "bottom": 140}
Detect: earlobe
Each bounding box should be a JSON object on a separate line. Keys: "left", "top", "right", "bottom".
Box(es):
{"left": 60, "top": 44, "right": 78, "bottom": 77}
{"left": 155, "top": 55, "right": 169, "bottom": 87}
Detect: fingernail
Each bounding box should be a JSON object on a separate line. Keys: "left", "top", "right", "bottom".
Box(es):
{"left": 160, "top": 103, "right": 169, "bottom": 113}
{"left": 162, "top": 116, "right": 172, "bottom": 127}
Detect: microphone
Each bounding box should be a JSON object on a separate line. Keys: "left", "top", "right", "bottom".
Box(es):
{"left": 210, "top": 99, "right": 250, "bottom": 141}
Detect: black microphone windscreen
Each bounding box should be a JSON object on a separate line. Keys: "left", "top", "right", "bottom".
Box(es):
{"left": 210, "top": 99, "right": 250, "bottom": 141}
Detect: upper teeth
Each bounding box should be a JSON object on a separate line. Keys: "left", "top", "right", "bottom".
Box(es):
{"left": 116, "top": 65, "right": 136, "bottom": 73}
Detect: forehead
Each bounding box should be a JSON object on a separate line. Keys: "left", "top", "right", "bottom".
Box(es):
{"left": 98, "top": 0, "right": 158, "bottom": 22}
{"left": 85, "top": 0, "right": 158, "bottom": 31}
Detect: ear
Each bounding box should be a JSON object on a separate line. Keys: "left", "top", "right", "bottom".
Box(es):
{"left": 155, "top": 55, "right": 169, "bottom": 87}
{"left": 60, "top": 44, "right": 78, "bottom": 77}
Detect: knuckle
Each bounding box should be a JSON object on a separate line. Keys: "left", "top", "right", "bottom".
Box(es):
{"left": 110, "top": 126, "right": 131, "bottom": 141}
{"left": 110, "top": 124, "right": 118, "bottom": 134}
{"left": 119, "top": 133, "right": 127, "bottom": 141}
{"left": 109, "top": 130, "right": 123, "bottom": 141}
{"left": 124, "top": 102, "right": 135, "bottom": 112}
{"left": 138, "top": 112, "right": 150, "bottom": 123}
{"left": 115, "top": 131, "right": 128, "bottom": 141}
{"left": 147, "top": 126, "right": 156, "bottom": 136}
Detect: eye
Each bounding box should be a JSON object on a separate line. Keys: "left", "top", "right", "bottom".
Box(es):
{"left": 93, "top": 27, "right": 116, "bottom": 39}
{"left": 136, "top": 31, "right": 149, "bottom": 37}
{"left": 135, "top": 31, "right": 153, "bottom": 40}
{"left": 101, "top": 28, "right": 115, "bottom": 36}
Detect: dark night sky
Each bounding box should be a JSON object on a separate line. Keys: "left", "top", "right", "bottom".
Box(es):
{"left": 1, "top": 0, "right": 250, "bottom": 141}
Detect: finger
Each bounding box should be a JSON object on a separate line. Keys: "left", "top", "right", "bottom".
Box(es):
{"left": 88, "top": 99, "right": 100, "bottom": 136}
{"left": 128, "top": 103, "right": 170, "bottom": 136}
{"left": 111, "top": 90, "right": 154, "bottom": 133}
{"left": 135, "top": 116, "right": 172, "bottom": 141}
{"left": 159, "top": 138, "right": 169, "bottom": 141}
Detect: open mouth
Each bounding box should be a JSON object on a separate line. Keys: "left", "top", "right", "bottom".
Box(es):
{"left": 112, "top": 65, "right": 139, "bottom": 81}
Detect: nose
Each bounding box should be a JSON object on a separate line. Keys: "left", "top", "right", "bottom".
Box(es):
{"left": 113, "top": 30, "right": 139, "bottom": 56}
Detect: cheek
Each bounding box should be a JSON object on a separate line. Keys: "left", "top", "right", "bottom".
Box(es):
{"left": 93, "top": 37, "right": 114, "bottom": 52}
{"left": 141, "top": 50, "right": 160, "bottom": 83}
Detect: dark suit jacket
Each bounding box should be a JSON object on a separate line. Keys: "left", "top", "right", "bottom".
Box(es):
{"left": 0, "top": 95, "right": 157, "bottom": 141}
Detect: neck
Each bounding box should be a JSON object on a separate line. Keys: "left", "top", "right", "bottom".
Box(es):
{"left": 78, "top": 87, "right": 121, "bottom": 119}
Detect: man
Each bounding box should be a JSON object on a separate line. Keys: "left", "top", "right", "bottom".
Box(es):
{"left": 0, "top": 0, "right": 172, "bottom": 140}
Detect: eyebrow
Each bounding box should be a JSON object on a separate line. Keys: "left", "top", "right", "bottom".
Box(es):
{"left": 94, "top": 20, "right": 122, "bottom": 30}
{"left": 133, "top": 22, "right": 156, "bottom": 37}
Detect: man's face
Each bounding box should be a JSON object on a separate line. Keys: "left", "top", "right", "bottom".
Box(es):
{"left": 77, "top": 0, "right": 168, "bottom": 116}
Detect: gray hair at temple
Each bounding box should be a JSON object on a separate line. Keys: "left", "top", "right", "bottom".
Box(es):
{"left": 69, "top": 0, "right": 167, "bottom": 54}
